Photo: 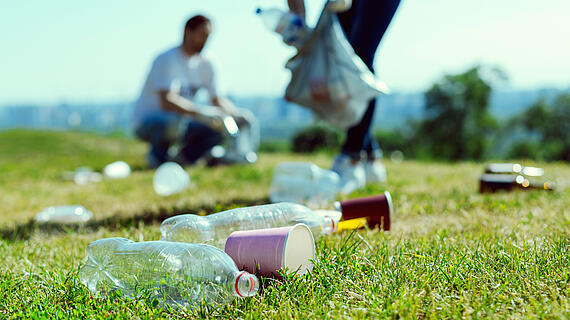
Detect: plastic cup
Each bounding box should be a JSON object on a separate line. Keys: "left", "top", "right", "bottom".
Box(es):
{"left": 103, "top": 161, "right": 131, "bottom": 179}
{"left": 336, "top": 191, "right": 393, "bottom": 230}
{"left": 224, "top": 224, "right": 315, "bottom": 278}
{"left": 153, "top": 162, "right": 190, "bottom": 196}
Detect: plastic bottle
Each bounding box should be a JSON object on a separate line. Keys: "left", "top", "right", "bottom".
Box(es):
{"left": 34, "top": 205, "right": 93, "bottom": 224}
{"left": 160, "top": 202, "right": 340, "bottom": 248}
{"left": 79, "top": 238, "right": 259, "bottom": 307}
{"left": 270, "top": 162, "right": 340, "bottom": 208}
{"left": 256, "top": 7, "right": 310, "bottom": 48}
{"left": 153, "top": 162, "right": 190, "bottom": 196}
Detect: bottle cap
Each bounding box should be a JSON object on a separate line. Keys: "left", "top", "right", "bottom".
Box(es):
{"left": 234, "top": 271, "right": 259, "bottom": 298}
{"left": 224, "top": 224, "right": 315, "bottom": 278}
{"left": 337, "top": 191, "right": 393, "bottom": 230}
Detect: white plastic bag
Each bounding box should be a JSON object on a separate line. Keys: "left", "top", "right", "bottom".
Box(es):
{"left": 285, "top": 4, "right": 389, "bottom": 129}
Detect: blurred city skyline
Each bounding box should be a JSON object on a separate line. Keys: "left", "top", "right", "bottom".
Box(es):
{"left": 1, "top": 0, "right": 569, "bottom": 105}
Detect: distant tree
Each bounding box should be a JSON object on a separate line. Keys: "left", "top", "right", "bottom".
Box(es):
{"left": 515, "top": 93, "right": 570, "bottom": 161}
{"left": 416, "top": 66, "right": 498, "bottom": 160}
{"left": 291, "top": 123, "right": 342, "bottom": 153}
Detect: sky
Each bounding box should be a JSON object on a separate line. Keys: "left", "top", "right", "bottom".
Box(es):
{"left": 0, "top": 0, "right": 569, "bottom": 105}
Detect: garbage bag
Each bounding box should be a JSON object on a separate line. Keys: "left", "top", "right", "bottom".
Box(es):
{"left": 284, "top": 3, "right": 389, "bottom": 129}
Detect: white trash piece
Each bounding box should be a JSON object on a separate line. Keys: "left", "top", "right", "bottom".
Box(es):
{"left": 35, "top": 205, "right": 93, "bottom": 224}
{"left": 153, "top": 162, "right": 190, "bottom": 196}
{"left": 160, "top": 202, "right": 340, "bottom": 248}
{"left": 103, "top": 161, "right": 131, "bottom": 179}
{"left": 270, "top": 162, "right": 340, "bottom": 208}
{"left": 62, "top": 167, "right": 102, "bottom": 185}
{"left": 79, "top": 238, "right": 259, "bottom": 307}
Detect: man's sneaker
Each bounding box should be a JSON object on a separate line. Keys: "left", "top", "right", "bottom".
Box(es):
{"left": 331, "top": 154, "right": 366, "bottom": 195}
{"left": 364, "top": 160, "right": 387, "bottom": 183}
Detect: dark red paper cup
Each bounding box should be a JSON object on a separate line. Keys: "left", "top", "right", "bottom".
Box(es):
{"left": 224, "top": 224, "right": 315, "bottom": 278}
{"left": 336, "top": 191, "right": 393, "bottom": 230}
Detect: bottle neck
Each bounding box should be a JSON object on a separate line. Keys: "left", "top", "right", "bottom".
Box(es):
{"left": 232, "top": 271, "right": 259, "bottom": 298}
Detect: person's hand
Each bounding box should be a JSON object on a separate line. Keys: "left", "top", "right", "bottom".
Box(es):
{"left": 327, "top": 0, "right": 352, "bottom": 12}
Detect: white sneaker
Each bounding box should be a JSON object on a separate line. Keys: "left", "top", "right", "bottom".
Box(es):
{"left": 331, "top": 154, "right": 366, "bottom": 195}
{"left": 365, "top": 160, "right": 387, "bottom": 183}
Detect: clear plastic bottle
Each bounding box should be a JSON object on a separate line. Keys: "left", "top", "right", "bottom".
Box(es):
{"left": 160, "top": 202, "right": 340, "bottom": 248}
{"left": 256, "top": 7, "right": 310, "bottom": 49}
{"left": 270, "top": 162, "right": 340, "bottom": 208}
{"left": 34, "top": 205, "right": 93, "bottom": 224}
{"left": 79, "top": 238, "right": 259, "bottom": 307}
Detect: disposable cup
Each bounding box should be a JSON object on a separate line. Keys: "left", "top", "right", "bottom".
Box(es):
{"left": 336, "top": 191, "right": 393, "bottom": 230}
{"left": 153, "top": 162, "right": 190, "bottom": 196}
{"left": 224, "top": 224, "right": 315, "bottom": 278}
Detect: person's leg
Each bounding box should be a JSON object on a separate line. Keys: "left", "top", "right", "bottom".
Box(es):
{"left": 178, "top": 121, "right": 224, "bottom": 164}
{"left": 338, "top": 0, "right": 401, "bottom": 159}
{"left": 135, "top": 113, "right": 180, "bottom": 166}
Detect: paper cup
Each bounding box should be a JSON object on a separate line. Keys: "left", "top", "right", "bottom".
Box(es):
{"left": 336, "top": 191, "right": 393, "bottom": 230}
{"left": 224, "top": 224, "right": 315, "bottom": 278}
{"left": 153, "top": 162, "right": 190, "bottom": 196}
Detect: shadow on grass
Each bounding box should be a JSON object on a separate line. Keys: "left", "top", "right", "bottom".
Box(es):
{"left": 0, "top": 197, "right": 269, "bottom": 242}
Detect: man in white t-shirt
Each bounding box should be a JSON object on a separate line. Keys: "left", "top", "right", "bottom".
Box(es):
{"left": 133, "top": 15, "right": 255, "bottom": 167}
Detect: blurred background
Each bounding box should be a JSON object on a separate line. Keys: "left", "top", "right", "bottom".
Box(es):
{"left": 1, "top": 0, "right": 569, "bottom": 161}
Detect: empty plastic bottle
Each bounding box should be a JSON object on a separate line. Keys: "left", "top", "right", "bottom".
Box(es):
{"left": 34, "top": 205, "right": 93, "bottom": 224}
{"left": 161, "top": 202, "right": 340, "bottom": 248}
{"left": 270, "top": 162, "right": 340, "bottom": 208}
{"left": 256, "top": 7, "right": 310, "bottom": 48}
{"left": 79, "top": 238, "right": 259, "bottom": 307}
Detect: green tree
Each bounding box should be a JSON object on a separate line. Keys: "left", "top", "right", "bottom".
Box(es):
{"left": 515, "top": 93, "right": 570, "bottom": 161}
{"left": 416, "top": 66, "right": 497, "bottom": 160}
{"left": 291, "top": 123, "right": 342, "bottom": 153}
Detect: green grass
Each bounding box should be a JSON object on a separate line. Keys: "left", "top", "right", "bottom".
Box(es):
{"left": 0, "top": 129, "right": 568, "bottom": 319}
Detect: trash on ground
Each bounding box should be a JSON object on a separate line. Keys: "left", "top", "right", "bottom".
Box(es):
{"left": 153, "top": 162, "right": 190, "bottom": 196}
{"left": 485, "top": 163, "right": 544, "bottom": 177}
{"left": 479, "top": 173, "right": 555, "bottom": 193}
{"left": 160, "top": 202, "right": 340, "bottom": 247}
{"left": 103, "top": 161, "right": 131, "bottom": 179}
{"left": 270, "top": 162, "right": 340, "bottom": 208}
{"left": 34, "top": 205, "right": 93, "bottom": 224}
{"left": 335, "top": 191, "right": 393, "bottom": 231}
{"left": 225, "top": 223, "right": 315, "bottom": 278}
{"left": 79, "top": 237, "right": 259, "bottom": 307}
{"left": 62, "top": 167, "right": 102, "bottom": 185}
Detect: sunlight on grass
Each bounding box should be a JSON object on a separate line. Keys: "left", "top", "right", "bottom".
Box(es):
{"left": 0, "top": 130, "right": 568, "bottom": 318}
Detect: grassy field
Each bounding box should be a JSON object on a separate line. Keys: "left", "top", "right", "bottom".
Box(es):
{"left": 0, "top": 129, "right": 568, "bottom": 319}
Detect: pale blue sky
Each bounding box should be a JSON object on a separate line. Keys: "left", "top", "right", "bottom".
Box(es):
{"left": 1, "top": 0, "right": 569, "bottom": 105}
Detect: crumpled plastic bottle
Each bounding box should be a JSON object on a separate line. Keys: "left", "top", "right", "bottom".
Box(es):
{"left": 270, "top": 162, "right": 340, "bottom": 208}
{"left": 79, "top": 237, "right": 259, "bottom": 307}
